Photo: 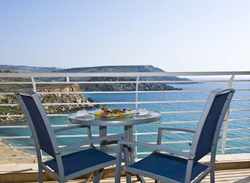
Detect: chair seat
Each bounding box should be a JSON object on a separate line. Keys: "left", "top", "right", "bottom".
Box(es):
{"left": 45, "top": 148, "right": 116, "bottom": 176}
{"left": 126, "top": 152, "right": 208, "bottom": 182}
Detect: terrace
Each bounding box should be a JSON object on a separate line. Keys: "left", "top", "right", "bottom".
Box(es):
{"left": 0, "top": 71, "right": 250, "bottom": 182}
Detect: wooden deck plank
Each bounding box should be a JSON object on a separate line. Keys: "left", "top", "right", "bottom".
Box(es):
{"left": 7, "top": 168, "right": 250, "bottom": 183}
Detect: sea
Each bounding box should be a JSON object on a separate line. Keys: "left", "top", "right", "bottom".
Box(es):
{"left": 0, "top": 81, "right": 249, "bottom": 158}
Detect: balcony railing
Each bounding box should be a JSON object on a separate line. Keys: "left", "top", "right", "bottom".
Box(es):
{"left": 0, "top": 71, "right": 250, "bottom": 162}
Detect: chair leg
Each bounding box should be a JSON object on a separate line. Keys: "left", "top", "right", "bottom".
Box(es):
{"left": 115, "top": 164, "right": 122, "bottom": 183}
{"left": 93, "top": 169, "right": 104, "bottom": 183}
{"left": 38, "top": 166, "right": 43, "bottom": 183}
{"left": 126, "top": 173, "right": 132, "bottom": 183}
{"left": 210, "top": 168, "right": 215, "bottom": 183}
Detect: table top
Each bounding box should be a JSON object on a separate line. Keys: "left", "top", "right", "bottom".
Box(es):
{"left": 67, "top": 110, "right": 162, "bottom": 126}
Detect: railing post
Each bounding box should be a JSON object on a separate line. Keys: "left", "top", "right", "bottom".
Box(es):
{"left": 228, "top": 75, "right": 235, "bottom": 87}
{"left": 135, "top": 76, "right": 139, "bottom": 109}
{"left": 221, "top": 75, "right": 235, "bottom": 154}
{"left": 31, "top": 77, "right": 36, "bottom": 92}
{"left": 134, "top": 76, "right": 139, "bottom": 160}
{"left": 135, "top": 125, "right": 138, "bottom": 161}
{"left": 65, "top": 76, "right": 69, "bottom": 82}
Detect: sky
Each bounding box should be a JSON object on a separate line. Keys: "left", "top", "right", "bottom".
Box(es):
{"left": 0, "top": 0, "right": 250, "bottom": 72}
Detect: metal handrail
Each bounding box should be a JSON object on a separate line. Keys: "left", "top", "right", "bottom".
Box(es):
{"left": 1, "top": 71, "right": 250, "bottom": 161}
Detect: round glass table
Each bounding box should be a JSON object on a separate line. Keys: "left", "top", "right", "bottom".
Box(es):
{"left": 67, "top": 109, "right": 161, "bottom": 152}
{"left": 67, "top": 110, "right": 161, "bottom": 182}
{"left": 67, "top": 110, "right": 161, "bottom": 150}
{"left": 67, "top": 110, "right": 162, "bottom": 126}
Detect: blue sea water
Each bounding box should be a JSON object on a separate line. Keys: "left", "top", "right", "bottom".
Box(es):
{"left": 0, "top": 82, "right": 249, "bottom": 157}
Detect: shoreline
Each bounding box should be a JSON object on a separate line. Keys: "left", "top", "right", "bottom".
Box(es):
{"left": 0, "top": 140, "right": 37, "bottom": 164}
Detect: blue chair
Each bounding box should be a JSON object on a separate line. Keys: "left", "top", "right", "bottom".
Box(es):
{"left": 115, "top": 88, "right": 235, "bottom": 183}
{"left": 15, "top": 89, "right": 125, "bottom": 183}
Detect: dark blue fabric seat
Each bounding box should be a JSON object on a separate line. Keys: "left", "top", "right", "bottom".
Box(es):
{"left": 115, "top": 88, "right": 235, "bottom": 183}
{"left": 128, "top": 152, "right": 208, "bottom": 183}
{"left": 15, "top": 89, "right": 125, "bottom": 183}
{"left": 45, "top": 148, "right": 115, "bottom": 177}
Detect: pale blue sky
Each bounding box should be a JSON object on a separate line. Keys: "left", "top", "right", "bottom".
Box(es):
{"left": 0, "top": 0, "right": 250, "bottom": 72}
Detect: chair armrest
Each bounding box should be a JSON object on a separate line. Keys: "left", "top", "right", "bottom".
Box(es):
{"left": 158, "top": 127, "right": 196, "bottom": 133}
{"left": 55, "top": 133, "right": 126, "bottom": 154}
{"left": 53, "top": 125, "right": 89, "bottom": 133}
{"left": 118, "top": 140, "right": 194, "bottom": 159}
{"left": 157, "top": 127, "right": 195, "bottom": 145}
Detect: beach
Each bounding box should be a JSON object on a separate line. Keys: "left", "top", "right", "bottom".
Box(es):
{"left": 0, "top": 141, "right": 36, "bottom": 164}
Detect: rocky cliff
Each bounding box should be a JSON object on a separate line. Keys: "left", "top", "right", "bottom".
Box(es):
{"left": 0, "top": 84, "right": 94, "bottom": 124}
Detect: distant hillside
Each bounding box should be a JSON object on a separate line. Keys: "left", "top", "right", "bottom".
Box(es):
{"left": 55, "top": 65, "right": 164, "bottom": 73}
{"left": 0, "top": 65, "right": 191, "bottom": 82}
{"left": 53, "top": 65, "right": 191, "bottom": 91}
{"left": 55, "top": 65, "right": 191, "bottom": 82}
{"left": 0, "top": 65, "right": 62, "bottom": 73}
{"left": 1, "top": 64, "right": 195, "bottom": 83}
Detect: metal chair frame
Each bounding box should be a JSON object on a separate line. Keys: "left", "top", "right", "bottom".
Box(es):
{"left": 16, "top": 89, "right": 125, "bottom": 183}
{"left": 115, "top": 88, "right": 235, "bottom": 183}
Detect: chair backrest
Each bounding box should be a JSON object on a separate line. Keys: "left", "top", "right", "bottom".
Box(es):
{"left": 15, "top": 89, "right": 58, "bottom": 157}
{"left": 191, "top": 88, "right": 235, "bottom": 162}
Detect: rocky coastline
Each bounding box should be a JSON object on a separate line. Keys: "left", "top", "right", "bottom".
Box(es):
{"left": 0, "top": 84, "right": 96, "bottom": 124}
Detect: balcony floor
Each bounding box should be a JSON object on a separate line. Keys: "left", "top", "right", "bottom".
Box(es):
{"left": 107, "top": 168, "right": 250, "bottom": 183}
{"left": 1, "top": 154, "right": 249, "bottom": 182}
{"left": 7, "top": 168, "right": 249, "bottom": 183}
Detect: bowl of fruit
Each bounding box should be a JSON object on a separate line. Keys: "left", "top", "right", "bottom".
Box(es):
{"left": 94, "top": 107, "right": 134, "bottom": 119}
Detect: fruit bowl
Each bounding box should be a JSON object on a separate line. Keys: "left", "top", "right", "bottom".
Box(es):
{"left": 94, "top": 108, "right": 135, "bottom": 119}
